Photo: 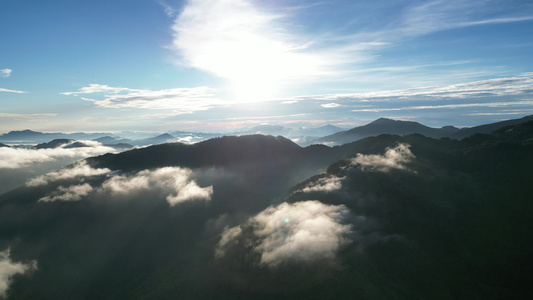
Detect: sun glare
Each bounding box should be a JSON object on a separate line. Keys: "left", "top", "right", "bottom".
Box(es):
{"left": 173, "top": 0, "right": 323, "bottom": 103}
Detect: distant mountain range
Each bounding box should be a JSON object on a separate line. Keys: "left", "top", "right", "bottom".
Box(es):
{"left": 2, "top": 115, "right": 533, "bottom": 148}
{"left": 311, "top": 114, "right": 533, "bottom": 145}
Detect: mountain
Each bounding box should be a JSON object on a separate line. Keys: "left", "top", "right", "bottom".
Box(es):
{"left": 88, "top": 134, "right": 335, "bottom": 174}
{"left": 450, "top": 114, "right": 533, "bottom": 139}
{"left": 167, "top": 131, "right": 223, "bottom": 144}
{"left": 314, "top": 118, "right": 459, "bottom": 145}
{"left": 34, "top": 139, "right": 75, "bottom": 149}
{"left": 132, "top": 133, "right": 175, "bottom": 146}
{"left": 1, "top": 124, "right": 533, "bottom": 299}
{"left": 232, "top": 124, "right": 292, "bottom": 136}
{"left": 0, "top": 143, "right": 10, "bottom": 148}
{"left": 292, "top": 124, "right": 344, "bottom": 137}
{"left": 0, "top": 129, "right": 54, "bottom": 142}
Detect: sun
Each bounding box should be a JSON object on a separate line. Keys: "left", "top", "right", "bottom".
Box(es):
{"left": 173, "top": 0, "right": 323, "bottom": 103}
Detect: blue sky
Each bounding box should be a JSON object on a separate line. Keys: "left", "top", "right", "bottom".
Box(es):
{"left": 1, "top": 0, "right": 533, "bottom": 133}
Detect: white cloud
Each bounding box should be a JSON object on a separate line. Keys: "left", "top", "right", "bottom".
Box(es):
{"left": 172, "top": 0, "right": 327, "bottom": 100}
{"left": 0, "top": 144, "right": 116, "bottom": 170}
{"left": 62, "top": 84, "right": 222, "bottom": 113}
{"left": 0, "top": 113, "right": 57, "bottom": 119}
{"left": 398, "top": 0, "right": 533, "bottom": 37}
{"left": 38, "top": 183, "right": 94, "bottom": 202}
{"left": 30, "top": 163, "right": 212, "bottom": 206}
{"left": 26, "top": 161, "right": 111, "bottom": 186}
{"left": 158, "top": 0, "right": 177, "bottom": 17}
{"left": 352, "top": 143, "right": 415, "bottom": 172}
{"left": 0, "top": 88, "right": 27, "bottom": 93}
{"left": 0, "top": 248, "right": 37, "bottom": 299}
{"left": 321, "top": 103, "right": 341, "bottom": 108}
{"left": 0, "top": 69, "right": 12, "bottom": 78}
{"left": 351, "top": 100, "right": 533, "bottom": 113}
{"left": 301, "top": 176, "right": 344, "bottom": 193}
{"left": 101, "top": 167, "right": 213, "bottom": 206}
{"left": 301, "top": 76, "right": 533, "bottom": 102}
{"left": 216, "top": 201, "right": 352, "bottom": 267}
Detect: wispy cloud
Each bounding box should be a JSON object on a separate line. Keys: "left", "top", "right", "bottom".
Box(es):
{"left": 27, "top": 161, "right": 111, "bottom": 186}
{"left": 397, "top": 0, "right": 533, "bottom": 37}
{"left": 352, "top": 143, "right": 415, "bottom": 172}
{"left": 216, "top": 201, "right": 353, "bottom": 267}
{"left": 0, "top": 88, "right": 27, "bottom": 94}
{"left": 321, "top": 103, "right": 341, "bottom": 108}
{"left": 38, "top": 183, "right": 94, "bottom": 202}
{"left": 351, "top": 100, "right": 533, "bottom": 113}
{"left": 0, "top": 248, "right": 37, "bottom": 298}
{"left": 0, "top": 69, "right": 12, "bottom": 78}
{"left": 301, "top": 176, "right": 345, "bottom": 193}
{"left": 1, "top": 144, "right": 116, "bottom": 169}
{"left": 170, "top": 0, "right": 533, "bottom": 96}
{"left": 158, "top": 0, "right": 177, "bottom": 17}
{"left": 62, "top": 84, "right": 222, "bottom": 113}
{"left": 0, "top": 113, "right": 56, "bottom": 119}
{"left": 301, "top": 76, "right": 533, "bottom": 101}
{"left": 101, "top": 167, "right": 213, "bottom": 206}
{"left": 32, "top": 165, "right": 213, "bottom": 206}
{"left": 171, "top": 0, "right": 328, "bottom": 99}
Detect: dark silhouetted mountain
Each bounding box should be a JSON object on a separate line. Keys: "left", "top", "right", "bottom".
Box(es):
{"left": 34, "top": 139, "right": 75, "bottom": 149}
{"left": 93, "top": 136, "right": 119, "bottom": 144}
{"left": 1, "top": 123, "right": 533, "bottom": 299}
{"left": 63, "top": 141, "right": 92, "bottom": 148}
{"left": 93, "top": 136, "right": 134, "bottom": 146}
{"left": 294, "top": 124, "right": 344, "bottom": 137}
{"left": 0, "top": 129, "right": 54, "bottom": 142}
{"left": 132, "top": 133, "right": 175, "bottom": 146}
{"left": 167, "top": 131, "right": 223, "bottom": 144}
{"left": 451, "top": 114, "right": 533, "bottom": 139}
{"left": 0, "top": 143, "right": 10, "bottom": 148}
{"left": 233, "top": 124, "right": 292, "bottom": 136}
{"left": 314, "top": 118, "right": 460, "bottom": 145}
{"left": 107, "top": 143, "right": 134, "bottom": 150}
{"left": 88, "top": 134, "right": 335, "bottom": 173}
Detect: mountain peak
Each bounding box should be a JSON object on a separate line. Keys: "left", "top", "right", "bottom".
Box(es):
{"left": 370, "top": 118, "right": 396, "bottom": 124}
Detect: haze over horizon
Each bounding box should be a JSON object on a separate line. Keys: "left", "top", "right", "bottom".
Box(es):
{"left": 2, "top": 0, "right": 533, "bottom": 132}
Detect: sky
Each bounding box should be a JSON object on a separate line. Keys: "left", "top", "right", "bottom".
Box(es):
{"left": 1, "top": 0, "right": 533, "bottom": 133}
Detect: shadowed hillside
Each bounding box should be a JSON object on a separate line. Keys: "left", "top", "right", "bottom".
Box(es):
{"left": 1, "top": 123, "right": 532, "bottom": 299}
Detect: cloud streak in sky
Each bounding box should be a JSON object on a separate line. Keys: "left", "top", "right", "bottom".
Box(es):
{"left": 0, "top": 88, "right": 27, "bottom": 94}
{"left": 0, "top": 113, "right": 56, "bottom": 119}
{"left": 0, "top": 69, "right": 12, "bottom": 78}
{"left": 62, "top": 84, "right": 222, "bottom": 113}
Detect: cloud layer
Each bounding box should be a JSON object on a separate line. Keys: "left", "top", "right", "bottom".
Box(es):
{"left": 216, "top": 201, "right": 353, "bottom": 268}
{"left": 352, "top": 143, "right": 415, "bottom": 172}
{"left": 0, "top": 249, "right": 37, "bottom": 298}
{"left": 301, "top": 176, "right": 345, "bottom": 193}
{"left": 26, "top": 161, "right": 111, "bottom": 186}
{"left": 31, "top": 164, "right": 213, "bottom": 206}
{"left": 0, "top": 142, "right": 116, "bottom": 169}
{"left": 101, "top": 167, "right": 213, "bottom": 206}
